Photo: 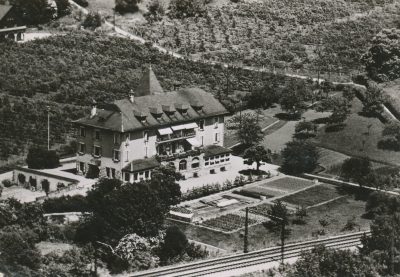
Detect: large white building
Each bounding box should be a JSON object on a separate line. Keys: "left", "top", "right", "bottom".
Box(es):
{"left": 74, "top": 67, "right": 232, "bottom": 182}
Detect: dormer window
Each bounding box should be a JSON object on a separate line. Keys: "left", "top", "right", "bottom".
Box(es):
{"left": 134, "top": 110, "right": 147, "bottom": 124}
{"left": 191, "top": 100, "right": 204, "bottom": 112}
{"left": 162, "top": 105, "right": 176, "bottom": 116}
{"left": 149, "top": 107, "right": 163, "bottom": 120}
{"left": 175, "top": 103, "right": 189, "bottom": 116}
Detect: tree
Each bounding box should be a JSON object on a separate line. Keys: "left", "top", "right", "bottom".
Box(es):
{"left": 236, "top": 115, "right": 264, "bottom": 147}
{"left": 381, "top": 121, "right": 400, "bottom": 150}
{"left": 243, "top": 145, "right": 271, "bottom": 172}
{"left": 341, "top": 157, "right": 371, "bottom": 184}
{"left": 26, "top": 147, "right": 60, "bottom": 169}
{"left": 363, "top": 28, "right": 400, "bottom": 82}
{"left": 159, "top": 226, "right": 188, "bottom": 262}
{"left": 75, "top": 166, "right": 181, "bottom": 244}
{"left": 360, "top": 193, "right": 400, "bottom": 275}
{"left": 268, "top": 200, "right": 289, "bottom": 225}
{"left": 10, "top": 0, "right": 56, "bottom": 25}
{"left": 168, "top": 0, "right": 206, "bottom": 19}
{"left": 295, "top": 120, "right": 317, "bottom": 138}
{"left": 115, "top": 0, "right": 141, "bottom": 14}
{"left": 82, "top": 12, "right": 102, "bottom": 30}
{"left": 362, "top": 82, "right": 386, "bottom": 116}
{"left": 279, "top": 79, "right": 311, "bottom": 118}
{"left": 290, "top": 245, "right": 379, "bottom": 277}
{"left": 281, "top": 140, "right": 319, "bottom": 175}
{"left": 55, "top": 0, "right": 71, "bottom": 17}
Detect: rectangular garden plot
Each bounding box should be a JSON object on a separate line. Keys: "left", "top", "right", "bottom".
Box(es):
{"left": 260, "top": 177, "right": 314, "bottom": 193}
{"left": 201, "top": 214, "right": 257, "bottom": 232}
{"left": 280, "top": 184, "right": 341, "bottom": 207}
{"left": 237, "top": 186, "right": 279, "bottom": 199}
{"left": 248, "top": 203, "right": 272, "bottom": 217}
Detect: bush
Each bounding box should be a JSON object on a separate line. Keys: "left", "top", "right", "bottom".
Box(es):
{"left": 82, "top": 12, "right": 102, "bottom": 30}
{"left": 73, "top": 0, "right": 88, "bottom": 7}
{"left": 41, "top": 179, "right": 50, "bottom": 195}
{"left": 17, "top": 173, "right": 26, "bottom": 184}
{"left": 2, "top": 179, "right": 14, "bottom": 188}
{"left": 43, "top": 195, "right": 89, "bottom": 213}
{"left": 26, "top": 147, "right": 60, "bottom": 169}
{"left": 115, "top": 0, "right": 141, "bottom": 14}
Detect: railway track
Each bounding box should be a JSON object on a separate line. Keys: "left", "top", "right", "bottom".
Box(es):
{"left": 131, "top": 231, "right": 370, "bottom": 277}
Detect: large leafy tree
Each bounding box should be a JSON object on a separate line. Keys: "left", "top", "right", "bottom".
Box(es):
{"left": 361, "top": 193, "right": 400, "bottom": 275}
{"left": 290, "top": 245, "right": 379, "bottom": 277}
{"left": 168, "top": 0, "right": 206, "bottom": 19}
{"left": 280, "top": 140, "right": 319, "bottom": 175}
{"left": 243, "top": 145, "right": 271, "bottom": 171}
{"left": 236, "top": 115, "right": 264, "bottom": 147}
{"left": 279, "top": 79, "right": 312, "bottom": 117}
{"left": 362, "top": 82, "right": 386, "bottom": 116}
{"left": 341, "top": 157, "right": 371, "bottom": 184}
{"left": 75, "top": 166, "right": 181, "bottom": 244}
{"left": 7, "top": 0, "right": 56, "bottom": 25}
{"left": 363, "top": 29, "right": 400, "bottom": 82}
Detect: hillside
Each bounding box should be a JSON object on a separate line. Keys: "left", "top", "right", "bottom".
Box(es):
{"left": 90, "top": 0, "right": 400, "bottom": 82}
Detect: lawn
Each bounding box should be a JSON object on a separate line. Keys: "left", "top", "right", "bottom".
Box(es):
{"left": 313, "top": 97, "right": 400, "bottom": 166}
{"left": 382, "top": 80, "right": 400, "bottom": 119}
{"left": 168, "top": 195, "right": 370, "bottom": 252}
{"left": 280, "top": 184, "right": 341, "bottom": 207}
{"left": 261, "top": 177, "right": 314, "bottom": 193}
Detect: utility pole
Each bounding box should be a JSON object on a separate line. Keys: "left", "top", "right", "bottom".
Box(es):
{"left": 280, "top": 220, "right": 285, "bottom": 265}
{"left": 244, "top": 207, "right": 249, "bottom": 253}
{"left": 390, "top": 227, "right": 395, "bottom": 276}
{"left": 93, "top": 243, "right": 98, "bottom": 277}
{"left": 47, "top": 106, "right": 50, "bottom": 150}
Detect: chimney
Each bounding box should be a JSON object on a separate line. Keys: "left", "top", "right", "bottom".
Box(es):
{"left": 129, "top": 89, "right": 135, "bottom": 103}
{"left": 90, "top": 100, "right": 97, "bottom": 118}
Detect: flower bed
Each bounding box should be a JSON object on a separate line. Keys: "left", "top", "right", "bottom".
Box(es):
{"left": 201, "top": 213, "right": 257, "bottom": 232}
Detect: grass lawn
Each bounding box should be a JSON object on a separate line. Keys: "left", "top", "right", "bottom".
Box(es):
{"left": 260, "top": 177, "right": 314, "bottom": 193}
{"left": 169, "top": 194, "right": 369, "bottom": 253}
{"left": 318, "top": 147, "right": 349, "bottom": 175}
{"left": 383, "top": 80, "right": 400, "bottom": 118}
{"left": 279, "top": 184, "right": 341, "bottom": 207}
{"left": 312, "top": 97, "right": 400, "bottom": 166}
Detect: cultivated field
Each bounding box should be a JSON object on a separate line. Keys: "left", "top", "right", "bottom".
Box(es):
{"left": 280, "top": 184, "right": 341, "bottom": 207}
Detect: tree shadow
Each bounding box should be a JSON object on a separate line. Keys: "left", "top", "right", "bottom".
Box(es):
{"left": 325, "top": 124, "right": 346, "bottom": 132}
{"left": 312, "top": 117, "right": 330, "bottom": 124}
{"left": 293, "top": 132, "right": 316, "bottom": 139}
{"left": 335, "top": 185, "right": 371, "bottom": 201}
{"left": 239, "top": 169, "right": 268, "bottom": 176}
{"left": 377, "top": 139, "right": 400, "bottom": 151}
{"left": 275, "top": 112, "right": 301, "bottom": 121}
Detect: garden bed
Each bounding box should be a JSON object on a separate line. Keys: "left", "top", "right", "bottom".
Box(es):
{"left": 201, "top": 213, "right": 257, "bottom": 232}
{"left": 280, "top": 184, "right": 340, "bottom": 207}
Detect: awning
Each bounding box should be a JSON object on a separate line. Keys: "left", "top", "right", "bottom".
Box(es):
{"left": 186, "top": 138, "right": 201, "bottom": 147}
{"left": 184, "top": 122, "right": 198, "bottom": 129}
{"left": 158, "top": 127, "right": 173, "bottom": 135}
{"left": 171, "top": 125, "right": 187, "bottom": 131}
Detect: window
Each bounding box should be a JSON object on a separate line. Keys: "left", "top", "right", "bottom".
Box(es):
{"left": 124, "top": 173, "right": 130, "bottom": 182}
{"left": 95, "top": 130, "right": 101, "bottom": 140}
{"left": 179, "top": 160, "right": 187, "bottom": 171}
{"left": 134, "top": 172, "right": 138, "bottom": 181}
{"left": 111, "top": 168, "right": 116, "bottom": 179}
{"left": 126, "top": 151, "right": 129, "bottom": 162}
{"left": 143, "top": 131, "right": 149, "bottom": 142}
{"left": 199, "top": 120, "right": 205, "bottom": 130}
{"left": 113, "top": 150, "right": 120, "bottom": 161}
{"left": 113, "top": 133, "right": 121, "bottom": 144}
{"left": 79, "top": 143, "right": 85, "bottom": 154}
{"left": 205, "top": 158, "right": 209, "bottom": 166}
{"left": 80, "top": 127, "right": 86, "bottom": 137}
{"left": 192, "top": 157, "right": 200, "bottom": 168}
{"left": 93, "top": 145, "right": 101, "bottom": 157}
{"left": 106, "top": 167, "right": 110, "bottom": 178}
{"left": 145, "top": 171, "right": 150, "bottom": 178}
{"left": 201, "top": 136, "right": 204, "bottom": 146}
{"left": 79, "top": 162, "right": 85, "bottom": 172}
{"left": 214, "top": 117, "right": 219, "bottom": 128}
{"left": 214, "top": 133, "right": 220, "bottom": 143}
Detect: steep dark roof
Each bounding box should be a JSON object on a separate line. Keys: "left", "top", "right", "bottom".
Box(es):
{"left": 75, "top": 87, "right": 229, "bottom": 132}
{"left": 0, "top": 4, "right": 12, "bottom": 21}
{"left": 204, "top": 145, "right": 232, "bottom": 158}
{"left": 135, "top": 66, "right": 164, "bottom": 96}
{"left": 122, "top": 157, "right": 160, "bottom": 172}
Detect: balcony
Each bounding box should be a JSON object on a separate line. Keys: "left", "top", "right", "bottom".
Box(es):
{"left": 156, "top": 148, "right": 203, "bottom": 162}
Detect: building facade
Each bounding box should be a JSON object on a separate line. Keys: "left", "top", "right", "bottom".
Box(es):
{"left": 74, "top": 67, "right": 232, "bottom": 182}
{"left": 0, "top": 4, "right": 26, "bottom": 42}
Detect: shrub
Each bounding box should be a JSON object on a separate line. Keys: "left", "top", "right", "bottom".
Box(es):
{"left": 115, "top": 0, "right": 141, "bottom": 14}
{"left": 41, "top": 179, "right": 50, "bottom": 195}
{"left": 17, "top": 173, "right": 26, "bottom": 184}
{"left": 2, "top": 179, "right": 14, "bottom": 188}
{"left": 26, "top": 147, "right": 60, "bottom": 169}
{"left": 73, "top": 0, "right": 88, "bottom": 7}
{"left": 29, "top": 176, "right": 37, "bottom": 189}
{"left": 82, "top": 12, "right": 102, "bottom": 30}
{"left": 43, "top": 195, "right": 89, "bottom": 213}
